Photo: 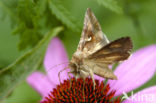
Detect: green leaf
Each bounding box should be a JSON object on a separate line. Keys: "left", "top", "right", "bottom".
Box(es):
{"left": 0, "top": 0, "right": 44, "bottom": 50}
{"left": 0, "top": 0, "right": 18, "bottom": 22}
{"left": 0, "top": 26, "right": 63, "bottom": 101}
{"left": 95, "top": 0, "right": 123, "bottom": 14}
{"left": 48, "top": 0, "right": 81, "bottom": 32}
{"left": 0, "top": 0, "right": 80, "bottom": 50}
{"left": 13, "top": 23, "right": 43, "bottom": 51}
{"left": 14, "top": 0, "right": 43, "bottom": 50}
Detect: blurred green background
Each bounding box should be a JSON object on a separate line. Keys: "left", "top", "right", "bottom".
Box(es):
{"left": 0, "top": 0, "right": 156, "bottom": 103}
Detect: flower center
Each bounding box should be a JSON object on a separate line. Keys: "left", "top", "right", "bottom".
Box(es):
{"left": 41, "top": 78, "right": 121, "bottom": 103}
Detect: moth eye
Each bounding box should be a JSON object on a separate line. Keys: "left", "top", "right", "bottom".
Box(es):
{"left": 77, "top": 70, "right": 80, "bottom": 74}
{"left": 70, "top": 63, "right": 77, "bottom": 68}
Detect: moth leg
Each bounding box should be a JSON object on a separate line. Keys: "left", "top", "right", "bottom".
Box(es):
{"left": 88, "top": 69, "right": 95, "bottom": 90}
{"left": 58, "top": 67, "right": 68, "bottom": 83}
{"left": 80, "top": 70, "right": 89, "bottom": 98}
{"left": 80, "top": 70, "right": 89, "bottom": 80}
{"left": 67, "top": 71, "right": 73, "bottom": 88}
{"left": 67, "top": 71, "right": 72, "bottom": 80}
{"left": 82, "top": 65, "right": 96, "bottom": 89}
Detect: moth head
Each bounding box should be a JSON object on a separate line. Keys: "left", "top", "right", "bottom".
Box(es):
{"left": 69, "top": 62, "right": 81, "bottom": 78}
{"left": 69, "top": 62, "right": 78, "bottom": 71}
{"left": 69, "top": 55, "right": 82, "bottom": 72}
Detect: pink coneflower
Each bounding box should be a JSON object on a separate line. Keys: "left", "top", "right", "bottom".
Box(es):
{"left": 27, "top": 37, "right": 156, "bottom": 103}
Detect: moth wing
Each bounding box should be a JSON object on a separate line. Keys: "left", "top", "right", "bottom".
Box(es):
{"left": 88, "top": 37, "right": 133, "bottom": 64}
{"left": 93, "top": 64, "right": 117, "bottom": 80}
{"left": 76, "top": 8, "right": 109, "bottom": 56}
{"left": 83, "top": 60, "right": 117, "bottom": 79}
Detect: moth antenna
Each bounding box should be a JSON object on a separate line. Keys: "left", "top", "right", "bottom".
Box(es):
{"left": 58, "top": 66, "right": 70, "bottom": 83}
{"left": 46, "top": 62, "right": 70, "bottom": 73}
{"left": 38, "top": 62, "right": 70, "bottom": 80}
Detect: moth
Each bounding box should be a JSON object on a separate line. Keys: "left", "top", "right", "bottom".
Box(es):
{"left": 60, "top": 8, "right": 132, "bottom": 88}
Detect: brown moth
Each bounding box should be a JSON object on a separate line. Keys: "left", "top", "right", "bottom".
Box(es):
{"left": 65, "top": 8, "right": 132, "bottom": 87}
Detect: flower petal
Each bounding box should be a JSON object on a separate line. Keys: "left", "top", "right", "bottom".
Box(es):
{"left": 94, "top": 75, "right": 105, "bottom": 81}
{"left": 44, "top": 37, "right": 69, "bottom": 85}
{"left": 123, "top": 86, "right": 156, "bottom": 103}
{"left": 26, "top": 71, "right": 54, "bottom": 97}
{"left": 108, "top": 45, "right": 156, "bottom": 96}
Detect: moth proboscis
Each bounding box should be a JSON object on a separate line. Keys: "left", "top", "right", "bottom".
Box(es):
{"left": 59, "top": 8, "right": 133, "bottom": 89}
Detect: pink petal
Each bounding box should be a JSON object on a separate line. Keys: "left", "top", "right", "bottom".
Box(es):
{"left": 123, "top": 86, "right": 156, "bottom": 103}
{"left": 94, "top": 75, "right": 105, "bottom": 81}
{"left": 108, "top": 45, "right": 156, "bottom": 96}
{"left": 44, "top": 37, "right": 69, "bottom": 85}
{"left": 26, "top": 71, "right": 54, "bottom": 97}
